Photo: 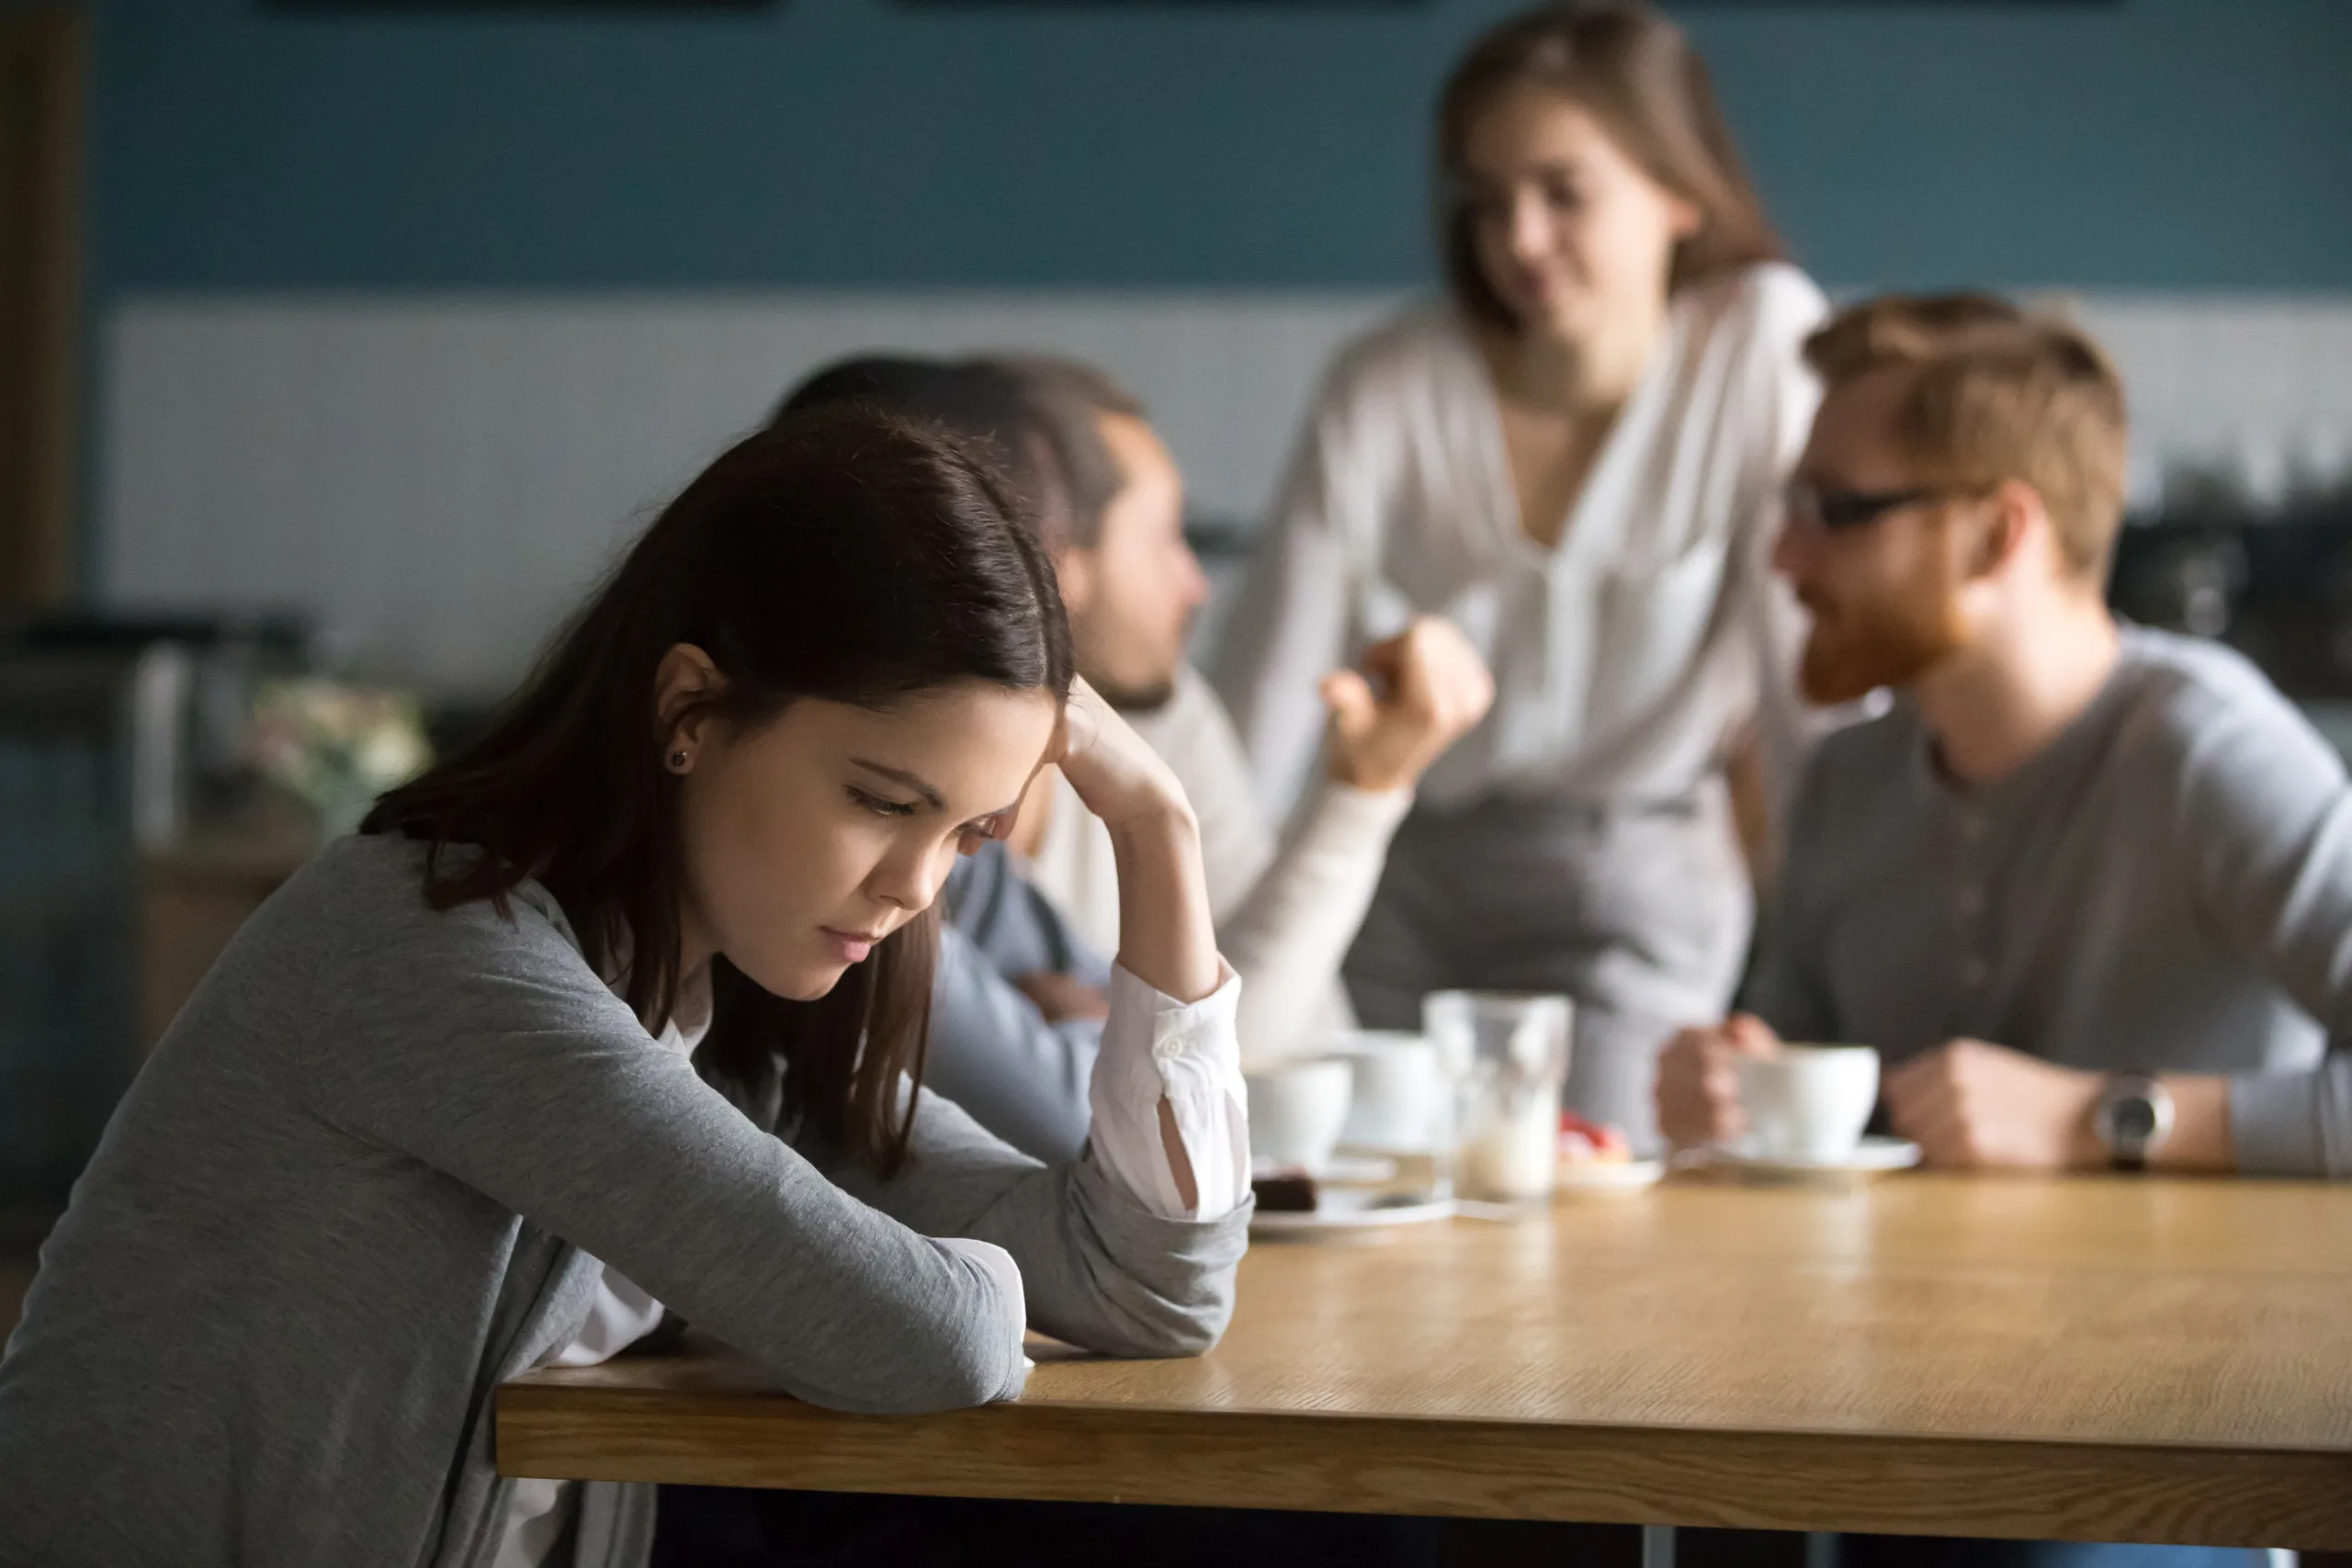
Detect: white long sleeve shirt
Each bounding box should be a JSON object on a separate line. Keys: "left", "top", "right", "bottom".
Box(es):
{"left": 1026, "top": 663, "right": 1413, "bottom": 1066}
{"left": 1209, "top": 264, "right": 1830, "bottom": 824}
{"left": 499, "top": 954, "right": 1246, "bottom": 1566}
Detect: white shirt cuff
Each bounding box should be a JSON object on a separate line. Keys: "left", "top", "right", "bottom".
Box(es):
{"left": 1087, "top": 962, "right": 1250, "bottom": 1222}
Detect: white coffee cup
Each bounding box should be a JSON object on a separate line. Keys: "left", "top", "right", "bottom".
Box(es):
{"left": 1736, "top": 1044, "right": 1880, "bottom": 1164}
{"left": 1327, "top": 1032, "right": 1442, "bottom": 1153}
{"left": 1245, "top": 1058, "right": 1355, "bottom": 1174}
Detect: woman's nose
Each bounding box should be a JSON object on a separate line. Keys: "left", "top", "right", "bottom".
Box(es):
{"left": 1508, "top": 189, "right": 1553, "bottom": 261}
{"left": 872, "top": 840, "right": 955, "bottom": 913}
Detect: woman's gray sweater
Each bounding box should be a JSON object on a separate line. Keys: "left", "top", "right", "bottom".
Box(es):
{"left": 0, "top": 835, "right": 1250, "bottom": 1568}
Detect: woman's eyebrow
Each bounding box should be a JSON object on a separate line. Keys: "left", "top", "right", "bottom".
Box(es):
{"left": 849, "top": 758, "right": 945, "bottom": 811}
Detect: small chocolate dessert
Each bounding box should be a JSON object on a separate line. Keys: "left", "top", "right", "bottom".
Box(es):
{"left": 1250, "top": 1168, "right": 1320, "bottom": 1213}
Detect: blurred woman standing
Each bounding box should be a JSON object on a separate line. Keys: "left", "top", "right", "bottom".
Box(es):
{"left": 1213, "top": 0, "right": 1828, "bottom": 1142}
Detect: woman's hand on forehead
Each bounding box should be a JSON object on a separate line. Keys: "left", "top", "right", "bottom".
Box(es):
{"left": 1045, "top": 687, "right": 1096, "bottom": 770}
{"left": 1054, "top": 679, "right": 1194, "bottom": 833}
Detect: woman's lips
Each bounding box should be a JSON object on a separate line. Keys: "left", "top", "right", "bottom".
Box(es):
{"left": 1505, "top": 267, "right": 1561, "bottom": 306}
{"left": 821, "top": 927, "right": 882, "bottom": 964}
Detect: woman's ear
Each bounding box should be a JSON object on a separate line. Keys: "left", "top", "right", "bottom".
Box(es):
{"left": 653, "top": 643, "right": 727, "bottom": 764}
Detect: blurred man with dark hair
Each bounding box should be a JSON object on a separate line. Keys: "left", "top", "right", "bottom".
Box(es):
{"left": 986, "top": 355, "right": 1494, "bottom": 1068}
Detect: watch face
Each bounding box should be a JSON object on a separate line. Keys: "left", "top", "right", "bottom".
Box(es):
{"left": 2109, "top": 1098, "right": 2159, "bottom": 1142}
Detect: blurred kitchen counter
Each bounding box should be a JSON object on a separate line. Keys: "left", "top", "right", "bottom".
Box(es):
{"left": 139, "top": 800, "right": 318, "bottom": 1053}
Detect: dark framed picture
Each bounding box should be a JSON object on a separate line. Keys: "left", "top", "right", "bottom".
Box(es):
{"left": 264, "top": 1, "right": 778, "bottom": 11}
{"left": 1672, "top": 2, "right": 2118, "bottom": 6}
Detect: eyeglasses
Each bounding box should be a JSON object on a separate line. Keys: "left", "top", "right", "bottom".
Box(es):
{"left": 1783, "top": 482, "right": 1968, "bottom": 532}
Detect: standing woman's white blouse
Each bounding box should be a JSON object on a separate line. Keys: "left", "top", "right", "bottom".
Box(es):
{"left": 1214, "top": 262, "right": 1829, "bottom": 820}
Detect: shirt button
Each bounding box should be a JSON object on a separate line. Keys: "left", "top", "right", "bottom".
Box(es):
{"left": 1957, "top": 885, "right": 1984, "bottom": 917}
{"left": 1958, "top": 812, "right": 1986, "bottom": 842}
{"left": 1152, "top": 1037, "right": 1184, "bottom": 1062}
{"left": 1962, "top": 957, "right": 1989, "bottom": 988}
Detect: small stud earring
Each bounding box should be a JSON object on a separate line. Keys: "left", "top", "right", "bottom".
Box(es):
{"left": 668, "top": 749, "right": 690, "bottom": 772}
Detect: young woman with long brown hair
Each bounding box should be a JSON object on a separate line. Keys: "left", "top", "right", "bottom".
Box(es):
{"left": 0, "top": 406, "right": 1249, "bottom": 1568}
{"left": 1214, "top": 0, "right": 1830, "bottom": 1145}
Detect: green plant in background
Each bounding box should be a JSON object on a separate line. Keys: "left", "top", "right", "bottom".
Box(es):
{"left": 247, "top": 679, "right": 433, "bottom": 840}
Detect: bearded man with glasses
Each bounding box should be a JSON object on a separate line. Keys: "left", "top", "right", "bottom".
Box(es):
{"left": 1657, "top": 294, "right": 2352, "bottom": 1222}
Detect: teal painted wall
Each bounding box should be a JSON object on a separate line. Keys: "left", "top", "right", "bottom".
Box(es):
{"left": 90, "top": 0, "right": 2352, "bottom": 294}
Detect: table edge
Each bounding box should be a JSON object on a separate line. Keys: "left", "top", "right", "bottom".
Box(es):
{"left": 495, "top": 1381, "right": 2352, "bottom": 1548}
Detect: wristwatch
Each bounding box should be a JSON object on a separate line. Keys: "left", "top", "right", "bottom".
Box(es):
{"left": 2093, "top": 1073, "right": 2176, "bottom": 1173}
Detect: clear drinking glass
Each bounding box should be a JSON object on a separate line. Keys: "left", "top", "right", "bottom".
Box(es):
{"left": 1423, "top": 990, "right": 1574, "bottom": 1205}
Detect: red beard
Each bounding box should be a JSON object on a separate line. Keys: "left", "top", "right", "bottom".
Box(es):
{"left": 1797, "top": 571, "right": 1971, "bottom": 705}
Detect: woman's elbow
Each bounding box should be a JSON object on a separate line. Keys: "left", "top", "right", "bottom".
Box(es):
{"left": 1148, "top": 1309, "right": 1229, "bottom": 1359}
{"left": 887, "top": 1355, "right": 1023, "bottom": 1414}
{"left": 1072, "top": 1281, "right": 1237, "bottom": 1360}
{"left": 908, "top": 1298, "right": 1030, "bottom": 1408}
{"left": 941, "top": 1329, "right": 1030, "bottom": 1406}
{"left": 783, "top": 1292, "right": 1027, "bottom": 1414}
{"left": 803, "top": 1330, "right": 1025, "bottom": 1415}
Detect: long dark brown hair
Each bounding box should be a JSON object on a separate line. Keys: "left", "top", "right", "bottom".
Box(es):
{"left": 364, "top": 404, "right": 1073, "bottom": 1174}
{"left": 1437, "top": 0, "right": 1784, "bottom": 331}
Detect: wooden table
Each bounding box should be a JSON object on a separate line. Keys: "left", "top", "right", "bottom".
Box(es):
{"left": 499, "top": 1175, "right": 2352, "bottom": 1548}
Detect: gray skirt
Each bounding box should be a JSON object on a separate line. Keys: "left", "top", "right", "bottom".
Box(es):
{"left": 1341, "top": 782, "right": 1752, "bottom": 1147}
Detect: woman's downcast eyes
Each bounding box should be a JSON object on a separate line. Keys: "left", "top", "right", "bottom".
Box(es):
{"left": 847, "top": 784, "right": 920, "bottom": 818}
{"left": 848, "top": 784, "right": 1006, "bottom": 854}
{"left": 1466, "top": 167, "right": 1590, "bottom": 225}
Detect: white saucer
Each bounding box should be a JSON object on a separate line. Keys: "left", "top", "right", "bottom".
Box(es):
{"left": 1318, "top": 1154, "right": 1402, "bottom": 1185}
{"left": 1554, "top": 1156, "right": 1667, "bottom": 1194}
{"left": 1707, "top": 1135, "right": 1922, "bottom": 1179}
{"left": 1250, "top": 1189, "right": 1454, "bottom": 1237}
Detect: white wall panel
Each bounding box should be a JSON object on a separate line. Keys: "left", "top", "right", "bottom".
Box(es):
{"left": 99, "top": 290, "right": 1401, "bottom": 693}
{"left": 99, "top": 289, "right": 2352, "bottom": 695}
{"left": 2072, "top": 295, "right": 2352, "bottom": 510}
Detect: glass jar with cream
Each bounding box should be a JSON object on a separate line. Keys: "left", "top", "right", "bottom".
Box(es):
{"left": 1423, "top": 990, "right": 1574, "bottom": 1206}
